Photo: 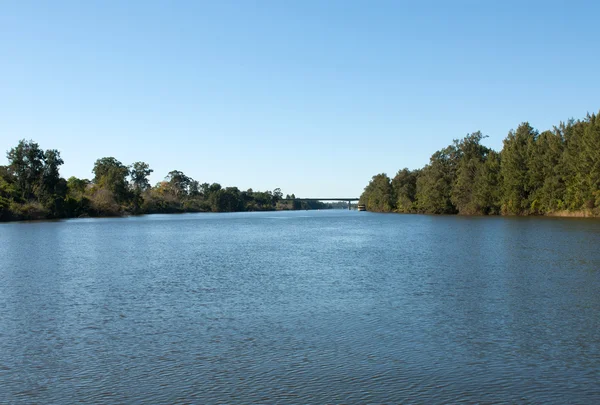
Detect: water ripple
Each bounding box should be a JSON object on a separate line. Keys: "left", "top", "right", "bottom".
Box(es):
{"left": 1, "top": 211, "right": 599, "bottom": 403}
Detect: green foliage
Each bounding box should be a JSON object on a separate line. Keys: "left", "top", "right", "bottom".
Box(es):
{"left": 93, "top": 157, "right": 130, "bottom": 203}
{"left": 472, "top": 150, "right": 502, "bottom": 214}
{"left": 451, "top": 132, "right": 491, "bottom": 215}
{"left": 130, "top": 162, "right": 153, "bottom": 191}
{"left": 189, "top": 180, "right": 200, "bottom": 197}
{"left": 6, "top": 139, "right": 45, "bottom": 200}
{"left": 9, "top": 201, "right": 48, "bottom": 220}
{"left": 88, "top": 187, "right": 120, "bottom": 216}
{"left": 165, "top": 170, "right": 191, "bottom": 197}
{"left": 392, "top": 168, "right": 418, "bottom": 213}
{"left": 212, "top": 187, "right": 245, "bottom": 212}
{"left": 361, "top": 111, "right": 600, "bottom": 216}
{"left": 416, "top": 145, "right": 458, "bottom": 214}
{"left": 296, "top": 200, "right": 330, "bottom": 210}
{"left": 360, "top": 174, "right": 394, "bottom": 212}
{"left": 0, "top": 167, "right": 16, "bottom": 220}
{"left": 4, "top": 110, "right": 599, "bottom": 221}
{"left": 562, "top": 114, "right": 600, "bottom": 210}
{"left": 500, "top": 123, "right": 538, "bottom": 215}
{"left": 67, "top": 176, "right": 90, "bottom": 197}
{"left": 2, "top": 139, "right": 302, "bottom": 221}
{"left": 526, "top": 130, "right": 565, "bottom": 213}
{"left": 4, "top": 141, "right": 68, "bottom": 218}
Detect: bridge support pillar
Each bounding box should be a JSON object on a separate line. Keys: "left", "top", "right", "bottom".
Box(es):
{"left": 348, "top": 200, "right": 351, "bottom": 210}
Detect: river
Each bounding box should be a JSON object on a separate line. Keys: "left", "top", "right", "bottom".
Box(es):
{"left": 1, "top": 211, "right": 599, "bottom": 403}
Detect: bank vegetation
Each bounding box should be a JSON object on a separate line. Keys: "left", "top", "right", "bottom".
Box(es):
{"left": 0, "top": 143, "right": 328, "bottom": 221}
{"left": 360, "top": 112, "right": 600, "bottom": 217}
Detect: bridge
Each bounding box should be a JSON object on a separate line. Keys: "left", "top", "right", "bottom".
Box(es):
{"left": 280, "top": 197, "right": 360, "bottom": 210}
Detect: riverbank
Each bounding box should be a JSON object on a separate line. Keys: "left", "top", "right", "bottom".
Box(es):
{"left": 359, "top": 112, "right": 600, "bottom": 217}
{"left": 362, "top": 209, "right": 600, "bottom": 218}
{"left": 544, "top": 210, "right": 598, "bottom": 218}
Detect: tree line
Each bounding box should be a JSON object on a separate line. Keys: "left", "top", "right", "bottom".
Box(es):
{"left": 360, "top": 111, "right": 600, "bottom": 216}
{"left": 0, "top": 141, "right": 325, "bottom": 221}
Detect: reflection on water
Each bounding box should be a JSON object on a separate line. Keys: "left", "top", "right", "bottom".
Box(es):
{"left": 1, "top": 211, "right": 599, "bottom": 403}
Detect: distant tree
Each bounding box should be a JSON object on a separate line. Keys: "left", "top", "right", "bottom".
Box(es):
{"left": 92, "top": 157, "right": 130, "bottom": 203}
{"left": 451, "top": 132, "right": 490, "bottom": 215}
{"left": 38, "top": 149, "right": 67, "bottom": 217}
{"left": 39, "top": 150, "right": 66, "bottom": 216}
{"left": 41, "top": 149, "right": 64, "bottom": 195}
{"left": 500, "top": 123, "right": 538, "bottom": 214}
{"left": 562, "top": 114, "right": 600, "bottom": 211}
{"left": 189, "top": 180, "right": 200, "bottom": 197}
{"left": 6, "top": 139, "right": 45, "bottom": 200}
{"left": 392, "top": 168, "right": 419, "bottom": 213}
{"left": 67, "top": 176, "right": 90, "bottom": 196}
{"left": 252, "top": 190, "right": 274, "bottom": 210}
{"left": 472, "top": 150, "right": 502, "bottom": 214}
{"left": 212, "top": 187, "right": 245, "bottom": 212}
{"left": 130, "top": 161, "right": 153, "bottom": 191}
{"left": 526, "top": 129, "right": 565, "bottom": 213}
{"left": 200, "top": 183, "right": 211, "bottom": 196}
{"left": 0, "top": 166, "right": 17, "bottom": 220}
{"left": 360, "top": 173, "right": 394, "bottom": 212}
{"left": 5, "top": 140, "right": 67, "bottom": 216}
{"left": 357, "top": 111, "right": 599, "bottom": 216}
{"left": 165, "top": 170, "right": 191, "bottom": 197}
{"left": 416, "top": 145, "right": 459, "bottom": 214}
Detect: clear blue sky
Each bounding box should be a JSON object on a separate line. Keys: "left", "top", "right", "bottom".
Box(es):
{"left": 1, "top": 1, "right": 599, "bottom": 197}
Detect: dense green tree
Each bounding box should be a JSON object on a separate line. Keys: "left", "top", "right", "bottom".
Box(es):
{"left": 251, "top": 190, "right": 274, "bottom": 210}
{"left": 562, "top": 114, "right": 600, "bottom": 211}
{"left": 500, "top": 123, "right": 538, "bottom": 214}
{"left": 451, "top": 132, "right": 491, "bottom": 215}
{"left": 165, "top": 170, "right": 191, "bottom": 197}
{"left": 583, "top": 113, "right": 600, "bottom": 209}
{"left": 360, "top": 111, "right": 599, "bottom": 216}
{"left": 416, "top": 145, "right": 459, "bottom": 214}
{"left": 40, "top": 149, "right": 64, "bottom": 195}
{"left": 392, "top": 168, "right": 418, "bottom": 213}
{"left": 213, "top": 187, "right": 245, "bottom": 212}
{"left": 67, "top": 176, "right": 90, "bottom": 197}
{"left": 92, "top": 157, "right": 130, "bottom": 203}
{"left": 526, "top": 129, "right": 565, "bottom": 213}
{"left": 472, "top": 150, "right": 502, "bottom": 214}
{"left": 200, "top": 183, "right": 211, "bottom": 196}
{"left": 360, "top": 173, "right": 394, "bottom": 212}
{"left": 130, "top": 161, "right": 153, "bottom": 191}
{"left": 6, "top": 139, "right": 45, "bottom": 200}
{"left": 63, "top": 176, "right": 91, "bottom": 218}
{"left": 0, "top": 166, "right": 17, "bottom": 220}
{"left": 38, "top": 149, "right": 67, "bottom": 216}
{"left": 4, "top": 141, "right": 67, "bottom": 217}
{"left": 189, "top": 180, "right": 200, "bottom": 197}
